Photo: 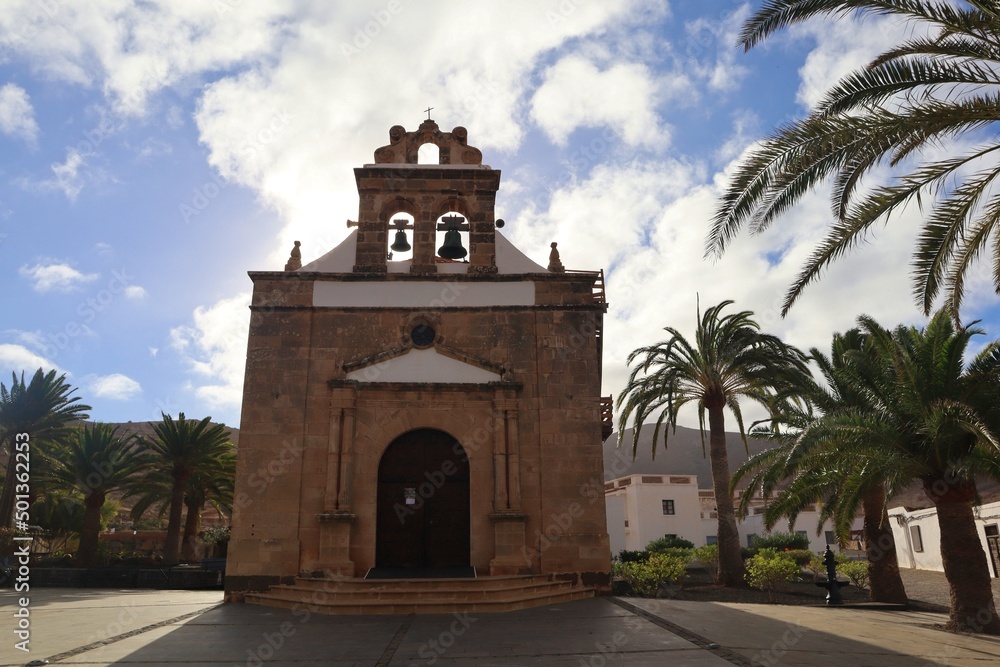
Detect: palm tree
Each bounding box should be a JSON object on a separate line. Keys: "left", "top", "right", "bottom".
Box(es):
{"left": 709, "top": 1, "right": 1000, "bottom": 318}
{"left": 144, "top": 413, "right": 233, "bottom": 564}
{"left": 861, "top": 311, "right": 1000, "bottom": 633}
{"left": 180, "top": 451, "right": 236, "bottom": 560}
{"left": 127, "top": 447, "right": 236, "bottom": 561}
{"left": 751, "top": 310, "right": 1000, "bottom": 633}
{"left": 0, "top": 369, "right": 91, "bottom": 527}
{"left": 616, "top": 299, "right": 810, "bottom": 587}
{"left": 42, "top": 424, "right": 148, "bottom": 567}
{"left": 734, "top": 329, "right": 909, "bottom": 604}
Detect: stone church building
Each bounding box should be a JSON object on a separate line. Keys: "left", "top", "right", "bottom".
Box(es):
{"left": 225, "top": 120, "right": 612, "bottom": 605}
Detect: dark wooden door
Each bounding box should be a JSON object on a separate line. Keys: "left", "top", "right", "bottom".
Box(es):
{"left": 376, "top": 429, "right": 470, "bottom": 568}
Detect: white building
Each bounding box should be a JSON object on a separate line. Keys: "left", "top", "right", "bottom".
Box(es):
{"left": 889, "top": 500, "right": 1000, "bottom": 577}
{"left": 605, "top": 473, "right": 860, "bottom": 554}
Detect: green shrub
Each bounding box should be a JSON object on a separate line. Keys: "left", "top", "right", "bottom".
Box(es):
{"left": 616, "top": 550, "right": 650, "bottom": 563}
{"left": 750, "top": 531, "right": 810, "bottom": 551}
{"left": 806, "top": 552, "right": 826, "bottom": 581}
{"left": 655, "top": 547, "right": 694, "bottom": 560}
{"left": 837, "top": 559, "right": 870, "bottom": 590}
{"left": 692, "top": 544, "right": 719, "bottom": 581}
{"left": 741, "top": 547, "right": 757, "bottom": 560}
{"left": 646, "top": 535, "right": 695, "bottom": 551}
{"left": 745, "top": 548, "right": 800, "bottom": 602}
{"left": 784, "top": 549, "right": 813, "bottom": 566}
{"left": 613, "top": 553, "right": 689, "bottom": 597}
{"left": 202, "top": 525, "right": 231, "bottom": 557}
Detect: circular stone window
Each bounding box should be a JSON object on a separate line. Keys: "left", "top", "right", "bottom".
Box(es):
{"left": 410, "top": 323, "right": 436, "bottom": 348}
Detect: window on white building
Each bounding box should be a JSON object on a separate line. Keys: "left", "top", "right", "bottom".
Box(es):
{"left": 747, "top": 534, "right": 757, "bottom": 547}
{"left": 911, "top": 525, "right": 924, "bottom": 552}
{"left": 662, "top": 499, "right": 675, "bottom": 515}
{"left": 706, "top": 535, "right": 717, "bottom": 545}
{"left": 825, "top": 531, "right": 836, "bottom": 546}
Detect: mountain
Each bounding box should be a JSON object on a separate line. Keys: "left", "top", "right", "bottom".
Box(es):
{"left": 606, "top": 425, "right": 1000, "bottom": 509}
{"left": 604, "top": 424, "right": 770, "bottom": 490}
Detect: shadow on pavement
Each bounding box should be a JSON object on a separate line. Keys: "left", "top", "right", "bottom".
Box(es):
{"left": 84, "top": 597, "right": 961, "bottom": 667}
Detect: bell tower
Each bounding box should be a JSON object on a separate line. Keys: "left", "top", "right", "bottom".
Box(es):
{"left": 353, "top": 119, "right": 499, "bottom": 275}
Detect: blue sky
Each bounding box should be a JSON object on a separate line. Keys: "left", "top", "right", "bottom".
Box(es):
{"left": 1, "top": 1, "right": 997, "bottom": 429}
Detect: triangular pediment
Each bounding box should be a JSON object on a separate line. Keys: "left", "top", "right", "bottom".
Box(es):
{"left": 344, "top": 347, "right": 502, "bottom": 384}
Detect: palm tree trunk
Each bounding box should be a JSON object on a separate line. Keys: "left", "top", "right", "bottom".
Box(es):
{"left": 181, "top": 498, "right": 201, "bottom": 561}
{"left": 163, "top": 480, "right": 186, "bottom": 564}
{"left": 861, "top": 485, "right": 908, "bottom": 604}
{"left": 924, "top": 477, "right": 1000, "bottom": 635}
{"left": 77, "top": 491, "right": 105, "bottom": 567}
{"left": 708, "top": 405, "right": 746, "bottom": 587}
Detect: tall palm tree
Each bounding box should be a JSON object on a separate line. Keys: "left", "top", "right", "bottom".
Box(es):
{"left": 0, "top": 369, "right": 91, "bottom": 527}
{"left": 43, "top": 424, "right": 148, "bottom": 567}
{"left": 127, "top": 447, "right": 236, "bottom": 561}
{"left": 709, "top": 1, "right": 1000, "bottom": 318}
{"left": 861, "top": 311, "right": 1000, "bottom": 633}
{"left": 144, "top": 413, "right": 233, "bottom": 564}
{"left": 616, "top": 299, "right": 810, "bottom": 587}
{"left": 750, "top": 310, "right": 1000, "bottom": 633}
{"left": 734, "top": 329, "right": 909, "bottom": 604}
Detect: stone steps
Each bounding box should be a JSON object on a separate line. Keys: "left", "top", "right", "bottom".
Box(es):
{"left": 245, "top": 575, "right": 596, "bottom": 614}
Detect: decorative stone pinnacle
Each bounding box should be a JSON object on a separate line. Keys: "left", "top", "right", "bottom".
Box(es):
{"left": 284, "top": 240, "right": 302, "bottom": 271}
{"left": 548, "top": 242, "right": 565, "bottom": 273}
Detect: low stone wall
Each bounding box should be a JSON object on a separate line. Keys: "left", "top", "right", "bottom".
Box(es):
{"left": 26, "top": 566, "right": 224, "bottom": 589}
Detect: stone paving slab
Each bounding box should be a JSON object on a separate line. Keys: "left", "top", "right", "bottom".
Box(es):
{"left": 624, "top": 597, "right": 1000, "bottom": 666}
{"left": 4, "top": 590, "right": 1000, "bottom": 666}
{"left": 0, "top": 589, "right": 222, "bottom": 667}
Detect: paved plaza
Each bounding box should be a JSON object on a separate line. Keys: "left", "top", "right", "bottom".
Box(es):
{"left": 3, "top": 588, "right": 1000, "bottom": 666}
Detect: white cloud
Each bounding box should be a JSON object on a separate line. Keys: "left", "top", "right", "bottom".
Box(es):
{"left": 191, "top": 0, "right": 658, "bottom": 265}
{"left": 0, "top": 2, "right": 299, "bottom": 116}
{"left": 48, "top": 148, "right": 87, "bottom": 200}
{"left": 0, "top": 83, "right": 39, "bottom": 143}
{"left": 19, "top": 261, "right": 98, "bottom": 292}
{"left": 681, "top": 5, "right": 751, "bottom": 93}
{"left": 506, "top": 150, "right": 929, "bottom": 428}
{"left": 89, "top": 373, "right": 142, "bottom": 400}
{"left": 530, "top": 55, "right": 665, "bottom": 147}
{"left": 15, "top": 146, "right": 118, "bottom": 200}
{"left": 124, "top": 285, "right": 148, "bottom": 300}
{"left": 169, "top": 292, "right": 251, "bottom": 412}
{"left": 133, "top": 137, "right": 172, "bottom": 162}
{"left": 0, "top": 343, "right": 61, "bottom": 376}
{"left": 792, "top": 15, "right": 914, "bottom": 111}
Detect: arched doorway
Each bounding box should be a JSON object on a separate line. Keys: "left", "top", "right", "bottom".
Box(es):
{"left": 376, "top": 429, "right": 470, "bottom": 569}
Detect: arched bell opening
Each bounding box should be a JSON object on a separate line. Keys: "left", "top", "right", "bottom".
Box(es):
{"left": 375, "top": 429, "right": 471, "bottom": 570}
{"left": 417, "top": 142, "right": 440, "bottom": 165}
{"left": 435, "top": 211, "right": 470, "bottom": 263}
{"left": 386, "top": 211, "right": 414, "bottom": 264}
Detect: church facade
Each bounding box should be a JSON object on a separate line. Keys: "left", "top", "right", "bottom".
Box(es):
{"left": 225, "top": 120, "right": 612, "bottom": 598}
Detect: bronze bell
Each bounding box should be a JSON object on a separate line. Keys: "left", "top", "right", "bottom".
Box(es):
{"left": 390, "top": 229, "right": 411, "bottom": 253}
{"left": 437, "top": 229, "right": 467, "bottom": 259}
